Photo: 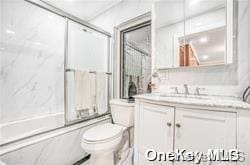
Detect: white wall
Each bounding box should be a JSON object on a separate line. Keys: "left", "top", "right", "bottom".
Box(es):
{"left": 249, "top": 0, "right": 250, "bottom": 86}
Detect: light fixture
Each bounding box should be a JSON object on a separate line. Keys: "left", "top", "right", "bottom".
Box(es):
{"left": 6, "top": 29, "right": 15, "bottom": 35}
{"left": 202, "top": 55, "right": 209, "bottom": 60}
{"left": 216, "top": 45, "right": 225, "bottom": 52}
{"left": 33, "top": 42, "right": 41, "bottom": 46}
{"left": 195, "top": 22, "right": 202, "bottom": 26}
{"left": 199, "top": 37, "right": 208, "bottom": 43}
{"left": 190, "top": 0, "right": 200, "bottom": 6}
{"left": 48, "top": 15, "right": 53, "bottom": 19}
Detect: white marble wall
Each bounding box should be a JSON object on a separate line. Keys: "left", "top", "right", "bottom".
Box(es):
{"left": 0, "top": 118, "right": 111, "bottom": 165}
{"left": 0, "top": 0, "right": 65, "bottom": 124}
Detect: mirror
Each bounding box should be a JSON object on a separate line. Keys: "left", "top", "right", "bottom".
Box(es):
{"left": 154, "top": 0, "right": 234, "bottom": 69}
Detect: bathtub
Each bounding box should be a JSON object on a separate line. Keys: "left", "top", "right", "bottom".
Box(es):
{"left": 0, "top": 113, "right": 65, "bottom": 145}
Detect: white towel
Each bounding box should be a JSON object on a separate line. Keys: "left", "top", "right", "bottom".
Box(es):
{"left": 74, "top": 70, "right": 95, "bottom": 112}
{"left": 96, "top": 72, "right": 108, "bottom": 114}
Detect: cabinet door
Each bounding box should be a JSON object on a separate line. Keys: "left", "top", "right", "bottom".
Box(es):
{"left": 138, "top": 104, "right": 174, "bottom": 165}
{"left": 175, "top": 108, "right": 237, "bottom": 165}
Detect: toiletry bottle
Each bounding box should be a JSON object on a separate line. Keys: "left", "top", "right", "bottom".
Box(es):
{"left": 128, "top": 75, "right": 137, "bottom": 101}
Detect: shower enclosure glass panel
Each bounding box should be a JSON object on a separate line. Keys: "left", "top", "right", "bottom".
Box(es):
{"left": 67, "top": 20, "right": 109, "bottom": 72}
{"left": 0, "top": 0, "right": 65, "bottom": 145}
{"left": 66, "top": 20, "right": 110, "bottom": 122}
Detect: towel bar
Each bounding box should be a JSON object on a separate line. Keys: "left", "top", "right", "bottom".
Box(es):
{"left": 65, "top": 68, "right": 112, "bottom": 75}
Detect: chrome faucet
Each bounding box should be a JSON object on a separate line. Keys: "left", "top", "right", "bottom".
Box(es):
{"left": 171, "top": 87, "right": 179, "bottom": 94}
{"left": 183, "top": 84, "right": 189, "bottom": 97}
{"left": 194, "top": 87, "right": 205, "bottom": 96}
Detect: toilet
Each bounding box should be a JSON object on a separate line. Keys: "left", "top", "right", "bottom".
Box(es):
{"left": 81, "top": 99, "right": 135, "bottom": 165}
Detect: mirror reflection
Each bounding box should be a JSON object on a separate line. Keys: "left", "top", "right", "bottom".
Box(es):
{"left": 179, "top": 27, "right": 225, "bottom": 67}
{"left": 154, "top": 0, "right": 229, "bottom": 69}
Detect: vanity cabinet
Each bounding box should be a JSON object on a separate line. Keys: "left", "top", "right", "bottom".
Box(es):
{"left": 134, "top": 102, "right": 237, "bottom": 165}
{"left": 139, "top": 104, "right": 174, "bottom": 152}
{"left": 175, "top": 108, "right": 236, "bottom": 165}
{"left": 137, "top": 104, "right": 174, "bottom": 164}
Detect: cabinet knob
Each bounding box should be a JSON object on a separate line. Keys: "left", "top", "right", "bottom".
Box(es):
{"left": 176, "top": 123, "right": 181, "bottom": 128}
{"left": 166, "top": 122, "right": 172, "bottom": 127}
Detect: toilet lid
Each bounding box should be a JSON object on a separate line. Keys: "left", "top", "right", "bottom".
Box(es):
{"left": 83, "top": 123, "right": 124, "bottom": 143}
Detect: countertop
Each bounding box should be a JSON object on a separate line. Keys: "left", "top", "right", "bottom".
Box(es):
{"left": 135, "top": 93, "right": 250, "bottom": 110}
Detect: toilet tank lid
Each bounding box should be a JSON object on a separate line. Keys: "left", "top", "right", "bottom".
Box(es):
{"left": 110, "top": 99, "right": 135, "bottom": 107}
{"left": 82, "top": 123, "right": 124, "bottom": 142}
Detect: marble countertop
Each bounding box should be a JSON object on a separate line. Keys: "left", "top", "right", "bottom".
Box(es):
{"left": 135, "top": 93, "right": 250, "bottom": 110}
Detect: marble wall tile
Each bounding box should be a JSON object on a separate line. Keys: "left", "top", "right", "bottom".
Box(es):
{"left": 0, "top": 0, "right": 65, "bottom": 124}
{"left": 0, "top": 119, "right": 110, "bottom": 165}
{"left": 248, "top": 0, "right": 250, "bottom": 88}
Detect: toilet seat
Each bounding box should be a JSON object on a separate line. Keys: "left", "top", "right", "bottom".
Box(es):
{"left": 81, "top": 123, "right": 126, "bottom": 154}
{"left": 82, "top": 123, "right": 124, "bottom": 143}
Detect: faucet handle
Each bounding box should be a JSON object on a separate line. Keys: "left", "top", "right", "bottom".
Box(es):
{"left": 170, "top": 87, "right": 179, "bottom": 94}
{"left": 195, "top": 87, "right": 205, "bottom": 95}
{"left": 183, "top": 84, "right": 190, "bottom": 95}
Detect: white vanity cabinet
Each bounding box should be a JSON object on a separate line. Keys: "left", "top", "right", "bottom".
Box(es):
{"left": 137, "top": 104, "right": 174, "bottom": 164}
{"left": 134, "top": 100, "right": 239, "bottom": 165}
{"left": 175, "top": 108, "right": 236, "bottom": 165}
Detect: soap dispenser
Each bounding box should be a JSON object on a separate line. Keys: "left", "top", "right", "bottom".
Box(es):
{"left": 128, "top": 75, "right": 137, "bottom": 101}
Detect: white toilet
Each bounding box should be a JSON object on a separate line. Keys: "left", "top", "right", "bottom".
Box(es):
{"left": 81, "top": 99, "right": 135, "bottom": 165}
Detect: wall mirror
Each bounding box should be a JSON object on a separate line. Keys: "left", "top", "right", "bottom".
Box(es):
{"left": 153, "top": 0, "right": 234, "bottom": 69}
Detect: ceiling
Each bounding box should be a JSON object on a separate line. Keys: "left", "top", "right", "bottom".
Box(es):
{"left": 43, "top": 0, "right": 123, "bottom": 21}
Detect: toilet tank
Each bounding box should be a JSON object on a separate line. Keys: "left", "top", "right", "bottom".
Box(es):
{"left": 110, "top": 99, "right": 135, "bottom": 127}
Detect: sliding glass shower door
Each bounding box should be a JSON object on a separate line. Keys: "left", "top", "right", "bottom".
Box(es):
{"left": 66, "top": 20, "right": 111, "bottom": 123}
{"left": 0, "top": 0, "right": 65, "bottom": 145}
